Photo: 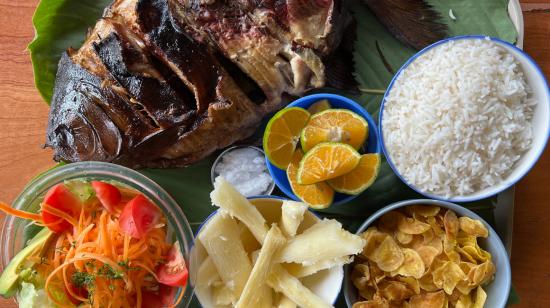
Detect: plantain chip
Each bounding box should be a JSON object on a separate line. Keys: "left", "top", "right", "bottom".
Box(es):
{"left": 459, "top": 217, "right": 489, "bottom": 238}
{"left": 391, "top": 248, "right": 425, "bottom": 279}
{"left": 416, "top": 245, "right": 440, "bottom": 269}
{"left": 398, "top": 276, "right": 421, "bottom": 295}
{"left": 418, "top": 272, "right": 440, "bottom": 292}
{"left": 395, "top": 230, "right": 414, "bottom": 245}
{"left": 352, "top": 263, "right": 371, "bottom": 290}
{"left": 369, "top": 261, "right": 387, "bottom": 286}
{"left": 468, "top": 260, "right": 496, "bottom": 286}
{"left": 398, "top": 215, "right": 432, "bottom": 235}
{"left": 432, "top": 261, "right": 467, "bottom": 294}
{"left": 373, "top": 236, "right": 405, "bottom": 272}
{"left": 443, "top": 235, "right": 461, "bottom": 263}
{"left": 472, "top": 286, "right": 487, "bottom": 308}
{"left": 407, "top": 205, "right": 441, "bottom": 217}
{"left": 362, "top": 227, "right": 387, "bottom": 259}
{"left": 456, "top": 246, "right": 477, "bottom": 263}
{"left": 422, "top": 228, "right": 435, "bottom": 244}
{"left": 448, "top": 288, "right": 463, "bottom": 306}
{"left": 443, "top": 210, "right": 459, "bottom": 241}
{"left": 358, "top": 286, "right": 377, "bottom": 302}
{"left": 378, "top": 280, "right": 415, "bottom": 302}
{"left": 456, "top": 293, "right": 472, "bottom": 308}
{"left": 427, "top": 216, "right": 445, "bottom": 236}
{"left": 456, "top": 279, "right": 475, "bottom": 295}
{"left": 462, "top": 245, "right": 491, "bottom": 263}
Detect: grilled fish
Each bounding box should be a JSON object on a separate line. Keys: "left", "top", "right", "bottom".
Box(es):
{"left": 46, "top": 0, "right": 350, "bottom": 168}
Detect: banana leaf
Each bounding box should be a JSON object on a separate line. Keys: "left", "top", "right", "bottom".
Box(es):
{"left": 28, "top": 0, "right": 518, "bottom": 306}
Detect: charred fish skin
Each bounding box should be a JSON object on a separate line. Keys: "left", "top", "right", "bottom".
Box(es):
{"left": 108, "top": 0, "right": 265, "bottom": 166}
{"left": 107, "top": 0, "right": 223, "bottom": 113}
{"left": 92, "top": 30, "right": 196, "bottom": 128}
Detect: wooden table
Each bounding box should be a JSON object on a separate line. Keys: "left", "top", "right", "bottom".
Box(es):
{"left": 0, "top": 1, "right": 548, "bottom": 307}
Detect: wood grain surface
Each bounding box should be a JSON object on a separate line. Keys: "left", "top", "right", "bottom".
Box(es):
{"left": 0, "top": 1, "right": 548, "bottom": 307}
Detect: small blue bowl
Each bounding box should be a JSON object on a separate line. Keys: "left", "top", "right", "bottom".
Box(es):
{"left": 265, "top": 93, "right": 381, "bottom": 206}
{"left": 343, "top": 199, "right": 512, "bottom": 308}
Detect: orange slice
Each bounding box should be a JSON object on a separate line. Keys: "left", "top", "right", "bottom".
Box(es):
{"left": 263, "top": 107, "right": 310, "bottom": 169}
{"left": 297, "top": 142, "right": 361, "bottom": 185}
{"left": 301, "top": 109, "right": 368, "bottom": 152}
{"left": 307, "top": 99, "right": 332, "bottom": 114}
{"left": 328, "top": 153, "right": 381, "bottom": 195}
{"left": 287, "top": 150, "right": 334, "bottom": 209}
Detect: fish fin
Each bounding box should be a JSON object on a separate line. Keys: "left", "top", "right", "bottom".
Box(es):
{"left": 324, "top": 18, "right": 359, "bottom": 92}
{"left": 362, "top": 0, "right": 447, "bottom": 50}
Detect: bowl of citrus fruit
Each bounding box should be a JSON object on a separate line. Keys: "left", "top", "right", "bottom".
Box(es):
{"left": 264, "top": 94, "right": 381, "bottom": 208}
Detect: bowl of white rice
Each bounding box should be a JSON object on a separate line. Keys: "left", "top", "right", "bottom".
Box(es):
{"left": 380, "top": 35, "right": 549, "bottom": 202}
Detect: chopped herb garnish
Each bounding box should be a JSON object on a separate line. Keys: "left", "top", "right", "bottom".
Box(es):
{"left": 98, "top": 264, "right": 124, "bottom": 280}
{"left": 117, "top": 260, "right": 140, "bottom": 271}
{"left": 72, "top": 271, "right": 95, "bottom": 288}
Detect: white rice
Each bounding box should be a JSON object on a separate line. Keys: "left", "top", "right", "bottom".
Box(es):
{"left": 382, "top": 39, "right": 535, "bottom": 197}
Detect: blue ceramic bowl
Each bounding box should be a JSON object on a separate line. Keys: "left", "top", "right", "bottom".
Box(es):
{"left": 265, "top": 93, "right": 381, "bottom": 206}
{"left": 379, "top": 35, "right": 550, "bottom": 203}
{"left": 344, "top": 199, "right": 512, "bottom": 308}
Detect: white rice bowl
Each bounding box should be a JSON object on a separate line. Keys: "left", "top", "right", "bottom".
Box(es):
{"left": 382, "top": 38, "right": 535, "bottom": 198}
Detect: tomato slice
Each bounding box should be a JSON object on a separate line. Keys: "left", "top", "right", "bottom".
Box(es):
{"left": 119, "top": 200, "right": 139, "bottom": 238}
{"left": 118, "top": 194, "right": 161, "bottom": 239}
{"left": 157, "top": 242, "right": 188, "bottom": 287}
{"left": 91, "top": 181, "right": 121, "bottom": 213}
{"left": 42, "top": 183, "right": 81, "bottom": 233}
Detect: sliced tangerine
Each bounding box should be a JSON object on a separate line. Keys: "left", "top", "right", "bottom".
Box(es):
{"left": 263, "top": 107, "right": 310, "bottom": 169}
{"left": 287, "top": 149, "right": 334, "bottom": 209}
{"left": 307, "top": 99, "right": 332, "bottom": 114}
{"left": 300, "top": 109, "right": 368, "bottom": 152}
{"left": 297, "top": 142, "right": 361, "bottom": 185}
{"left": 328, "top": 153, "right": 381, "bottom": 195}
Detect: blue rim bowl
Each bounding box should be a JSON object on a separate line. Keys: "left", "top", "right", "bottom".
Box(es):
{"left": 343, "top": 199, "right": 512, "bottom": 308}
{"left": 265, "top": 93, "right": 381, "bottom": 206}
{"left": 379, "top": 35, "right": 550, "bottom": 203}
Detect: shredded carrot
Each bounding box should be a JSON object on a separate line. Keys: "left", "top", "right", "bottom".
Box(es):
{"left": 53, "top": 233, "right": 66, "bottom": 270}
{"left": 123, "top": 233, "right": 130, "bottom": 261}
{"left": 0, "top": 201, "right": 42, "bottom": 221}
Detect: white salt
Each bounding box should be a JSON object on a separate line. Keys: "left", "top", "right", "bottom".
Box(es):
{"left": 214, "top": 147, "right": 273, "bottom": 196}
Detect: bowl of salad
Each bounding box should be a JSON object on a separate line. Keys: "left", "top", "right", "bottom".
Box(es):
{"left": 0, "top": 162, "right": 194, "bottom": 307}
